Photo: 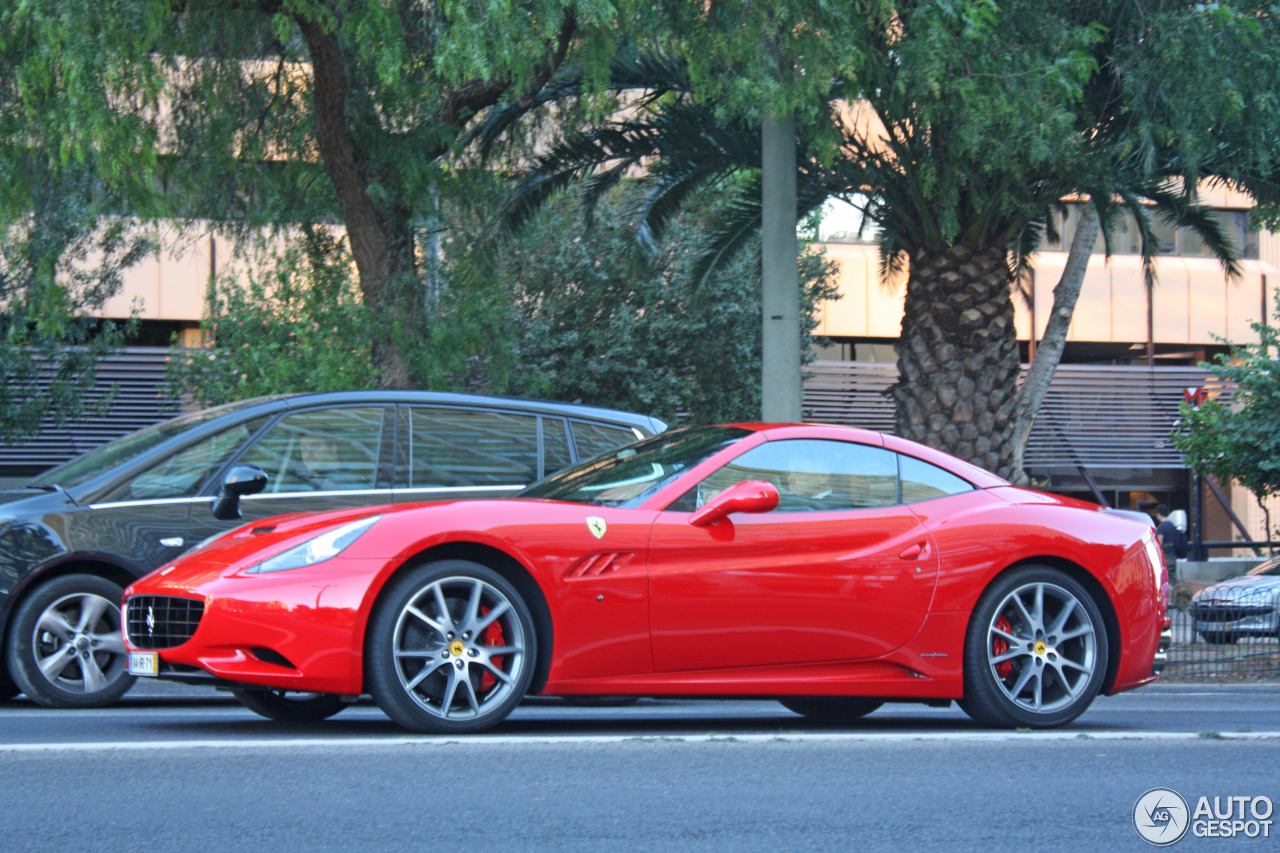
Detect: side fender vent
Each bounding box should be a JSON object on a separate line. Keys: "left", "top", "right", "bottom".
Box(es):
{"left": 565, "top": 552, "right": 636, "bottom": 579}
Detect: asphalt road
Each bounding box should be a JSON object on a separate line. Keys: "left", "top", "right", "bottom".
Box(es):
{"left": 1, "top": 683, "right": 1277, "bottom": 851}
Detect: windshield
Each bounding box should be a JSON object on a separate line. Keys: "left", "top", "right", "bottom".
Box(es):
{"left": 1247, "top": 558, "right": 1280, "bottom": 578}
{"left": 519, "top": 426, "right": 751, "bottom": 507}
{"left": 27, "top": 398, "right": 271, "bottom": 490}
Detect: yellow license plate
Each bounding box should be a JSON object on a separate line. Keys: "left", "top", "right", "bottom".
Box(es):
{"left": 128, "top": 652, "right": 159, "bottom": 677}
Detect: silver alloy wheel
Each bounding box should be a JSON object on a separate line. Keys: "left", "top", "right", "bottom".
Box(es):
{"left": 391, "top": 575, "right": 527, "bottom": 721}
{"left": 31, "top": 591, "right": 128, "bottom": 695}
{"left": 985, "top": 581, "right": 1098, "bottom": 715}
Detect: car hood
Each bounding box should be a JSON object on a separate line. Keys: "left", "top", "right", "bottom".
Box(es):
{"left": 0, "top": 488, "right": 54, "bottom": 511}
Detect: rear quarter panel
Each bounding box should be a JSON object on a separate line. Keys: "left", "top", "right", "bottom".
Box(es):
{"left": 911, "top": 486, "right": 1162, "bottom": 692}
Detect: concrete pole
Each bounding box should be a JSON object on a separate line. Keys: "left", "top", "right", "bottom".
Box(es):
{"left": 760, "top": 111, "right": 802, "bottom": 422}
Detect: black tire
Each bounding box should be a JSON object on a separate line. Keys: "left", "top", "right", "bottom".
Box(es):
{"left": 5, "top": 574, "right": 134, "bottom": 708}
{"left": 959, "top": 565, "right": 1109, "bottom": 728}
{"left": 780, "top": 697, "right": 884, "bottom": 722}
{"left": 232, "top": 689, "right": 347, "bottom": 722}
{"left": 0, "top": 666, "right": 19, "bottom": 702}
{"left": 1199, "top": 632, "right": 1237, "bottom": 645}
{"left": 367, "top": 560, "right": 536, "bottom": 734}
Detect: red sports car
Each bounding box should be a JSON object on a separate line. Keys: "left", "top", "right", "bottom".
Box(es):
{"left": 122, "top": 424, "right": 1171, "bottom": 732}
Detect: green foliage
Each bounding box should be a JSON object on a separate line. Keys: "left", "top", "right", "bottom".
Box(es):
{"left": 1173, "top": 294, "right": 1280, "bottom": 503}
{"left": 163, "top": 228, "right": 377, "bottom": 406}
{"left": 451, "top": 181, "right": 839, "bottom": 424}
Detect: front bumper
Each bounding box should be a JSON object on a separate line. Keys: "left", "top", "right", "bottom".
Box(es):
{"left": 123, "top": 555, "right": 388, "bottom": 695}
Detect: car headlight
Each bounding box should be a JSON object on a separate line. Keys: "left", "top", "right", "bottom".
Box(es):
{"left": 247, "top": 515, "right": 382, "bottom": 574}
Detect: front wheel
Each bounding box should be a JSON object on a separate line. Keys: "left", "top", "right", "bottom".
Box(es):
{"left": 959, "top": 566, "right": 1108, "bottom": 728}
{"left": 232, "top": 689, "right": 348, "bottom": 722}
{"left": 1199, "top": 631, "right": 1237, "bottom": 645}
{"left": 5, "top": 574, "right": 134, "bottom": 708}
{"left": 366, "top": 560, "right": 536, "bottom": 734}
{"left": 780, "top": 697, "right": 884, "bottom": 723}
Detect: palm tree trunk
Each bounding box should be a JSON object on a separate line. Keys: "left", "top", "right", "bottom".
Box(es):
{"left": 893, "top": 240, "right": 1020, "bottom": 479}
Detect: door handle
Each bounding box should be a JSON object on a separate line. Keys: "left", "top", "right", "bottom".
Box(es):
{"left": 898, "top": 542, "right": 928, "bottom": 560}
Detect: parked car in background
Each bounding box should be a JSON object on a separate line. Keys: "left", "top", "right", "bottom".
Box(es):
{"left": 1191, "top": 556, "right": 1280, "bottom": 643}
{"left": 0, "top": 391, "right": 664, "bottom": 709}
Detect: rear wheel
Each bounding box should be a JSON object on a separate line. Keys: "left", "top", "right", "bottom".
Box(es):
{"left": 1199, "top": 632, "right": 1237, "bottom": 645}
{"left": 960, "top": 566, "right": 1108, "bottom": 728}
{"left": 780, "top": 697, "right": 884, "bottom": 722}
{"left": 367, "top": 560, "right": 536, "bottom": 734}
{"left": 232, "top": 689, "right": 347, "bottom": 722}
{"left": 5, "top": 574, "right": 134, "bottom": 708}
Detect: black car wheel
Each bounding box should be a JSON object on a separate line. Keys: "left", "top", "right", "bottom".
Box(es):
{"left": 232, "top": 689, "right": 348, "bottom": 722}
{"left": 959, "top": 565, "right": 1108, "bottom": 728}
{"left": 1199, "top": 631, "right": 1238, "bottom": 645}
{"left": 779, "top": 697, "right": 884, "bottom": 722}
{"left": 6, "top": 574, "right": 135, "bottom": 708}
{"left": 367, "top": 560, "right": 536, "bottom": 734}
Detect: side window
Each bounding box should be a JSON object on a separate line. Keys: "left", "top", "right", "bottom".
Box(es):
{"left": 116, "top": 419, "right": 264, "bottom": 500}
{"left": 571, "top": 420, "right": 639, "bottom": 460}
{"left": 681, "top": 439, "right": 899, "bottom": 513}
{"left": 541, "top": 417, "right": 573, "bottom": 477}
{"left": 407, "top": 408, "right": 538, "bottom": 487}
{"left": 899, "top": 454, "right": 974, "bottom": 503}
{"left": 238, "top": 407, "right": 385, "bottom": 493}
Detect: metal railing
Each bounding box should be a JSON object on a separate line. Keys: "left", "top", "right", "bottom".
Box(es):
{"left": 1162, "top": 582, "right": 1280, "bottom": 680}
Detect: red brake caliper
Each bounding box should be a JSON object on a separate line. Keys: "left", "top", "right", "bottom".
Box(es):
{"left": 992, "top": 616, "right": 1014, "bottom": 679}
{"left": 479, "top": 607, "right": 505, "bottom": 692}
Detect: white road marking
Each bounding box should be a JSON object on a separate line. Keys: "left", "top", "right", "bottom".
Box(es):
{"left": 2, "top": 730, "right": 1279, "bottom": 753}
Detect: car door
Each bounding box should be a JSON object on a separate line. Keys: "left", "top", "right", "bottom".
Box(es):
{"left": 647, "top": 438, "right": 940, "bottom": 672}
{"left": 185, "top": 405, "right": 394, "bottom": 543}
{"left": 76, "top": 416, "right": 270, "bottom": 570}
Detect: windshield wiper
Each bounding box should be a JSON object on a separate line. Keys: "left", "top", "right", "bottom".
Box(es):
{"left": 24, "top": 483, "right": 79, "bottom": 507}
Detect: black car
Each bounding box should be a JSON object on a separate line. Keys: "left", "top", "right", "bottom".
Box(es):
{"left": 0, "top": 391, "right": 665, "bottom": 708}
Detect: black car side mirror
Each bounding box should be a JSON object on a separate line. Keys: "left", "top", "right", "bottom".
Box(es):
{"left": 211, "top": 465, "right": 269, "bottom": 521}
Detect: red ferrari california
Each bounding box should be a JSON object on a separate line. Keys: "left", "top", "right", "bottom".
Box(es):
{"left": 122, "top": 424, "right": 1171, "bottom": 732}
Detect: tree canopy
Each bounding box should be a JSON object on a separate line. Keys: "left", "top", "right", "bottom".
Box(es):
{"left": 2, "top": 0, "right": 625, "bottom": 390}
{"left": 498, "top": 0, "right": 1280, "bottom": 479}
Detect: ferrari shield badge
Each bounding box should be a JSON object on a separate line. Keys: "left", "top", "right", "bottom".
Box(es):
{"left": 586, "top": 516, "right": 607, "bottom": 540}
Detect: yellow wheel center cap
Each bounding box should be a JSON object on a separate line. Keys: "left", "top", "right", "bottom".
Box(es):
{"left": 1035, "top": 641, "right": 1047, "bottom": 655}
{"left": 450, "top": 641, "right": 466, "bottom": 657}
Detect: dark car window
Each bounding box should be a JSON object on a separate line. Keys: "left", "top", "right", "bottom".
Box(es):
{"left": 572, "top": 420, "right": 640, "bottom": 460}
{"left": 239, "top": 407, "right": 386, "bottom": 493}
{"left": 106, "top": 418, "right": 266, "bottom": 501}
{"left": 541, "top": 418, "right": 573, "bottom": 476}
{"left": 677, "top": 439, "right": 899, "bottom": 513}
{"left": 407, "top": 408, "right": 539, "bottom": 487}
{"left": 899, "top": 454, "right": 974, "bottom": 503}
{"left": 26, "top": 398, "right": 266, "bottom": 490}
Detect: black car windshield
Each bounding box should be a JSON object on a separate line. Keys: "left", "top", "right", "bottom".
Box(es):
{"left": 520, "top": 426, "right": 751, "bottom": 507}
{"left": 26, "top": 398, "right": 270, "bottom": 490}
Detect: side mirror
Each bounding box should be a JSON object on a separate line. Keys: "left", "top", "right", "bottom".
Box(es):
{"left": 689, "top": 480, "right": 779, "bottom": 528}
{"left": 211, "top": 465, "right": 268, "bottom": 521}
